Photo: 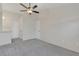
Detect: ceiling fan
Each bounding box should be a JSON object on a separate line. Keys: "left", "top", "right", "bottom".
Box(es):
{"left": 19, "top": 3, "right": 39, "bottom": 15}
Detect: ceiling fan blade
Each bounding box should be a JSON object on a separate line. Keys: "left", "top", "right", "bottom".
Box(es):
{"left": 20, "top": 10, "right": 27, "bottom": 12}
{"left": 33, "top": 5, "right": 38, "bottom": 9}
{"left": 32, "top": 11, "right": 39, "bottom": 13}
{"left": 19, "top": 3, "right": 27, "bottom": 9}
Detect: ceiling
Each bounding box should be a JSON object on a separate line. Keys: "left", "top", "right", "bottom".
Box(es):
{"left": 1, "top": 3, "right": 67, "bottom": 14}
{"left": 2, "top": 3, "right": 43, "bottom": 14}
{"left": 2, "top": 3, "right": 79, "bottom": 14}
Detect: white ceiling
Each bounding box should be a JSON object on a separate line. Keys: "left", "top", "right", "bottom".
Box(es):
{"left": 1, "top": 3, "right": 65, "bottom": 14}
{"left": 2, "top": 3, "right": 79, "bottom": 14}
{"left": 2, "top": 3, "right": 43, "bottom": 14}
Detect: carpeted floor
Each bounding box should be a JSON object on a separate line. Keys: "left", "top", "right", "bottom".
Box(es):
{"left": 0, "top": 39, "right": 79, "bottom": 56}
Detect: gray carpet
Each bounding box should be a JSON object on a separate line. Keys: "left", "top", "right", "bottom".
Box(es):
{"left": 0, "top": 39, "right": 79, "bottom": 56}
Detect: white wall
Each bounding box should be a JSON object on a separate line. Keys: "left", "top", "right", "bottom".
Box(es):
{"left": 35, "top": 20, "right": 40, "bottom": 39}
{"left": 0, "top": 4, "right": 2, "bottom": 32}
{"left": 23, "top": 14, "right": 38, "bottom": 40}
{"left": 41, "top": 4, "right": 79, "bottom": 53}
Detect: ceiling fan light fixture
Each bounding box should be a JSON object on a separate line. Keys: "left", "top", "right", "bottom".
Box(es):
{"left": 27, "top": 10, "right": 32, "bottom": 14}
